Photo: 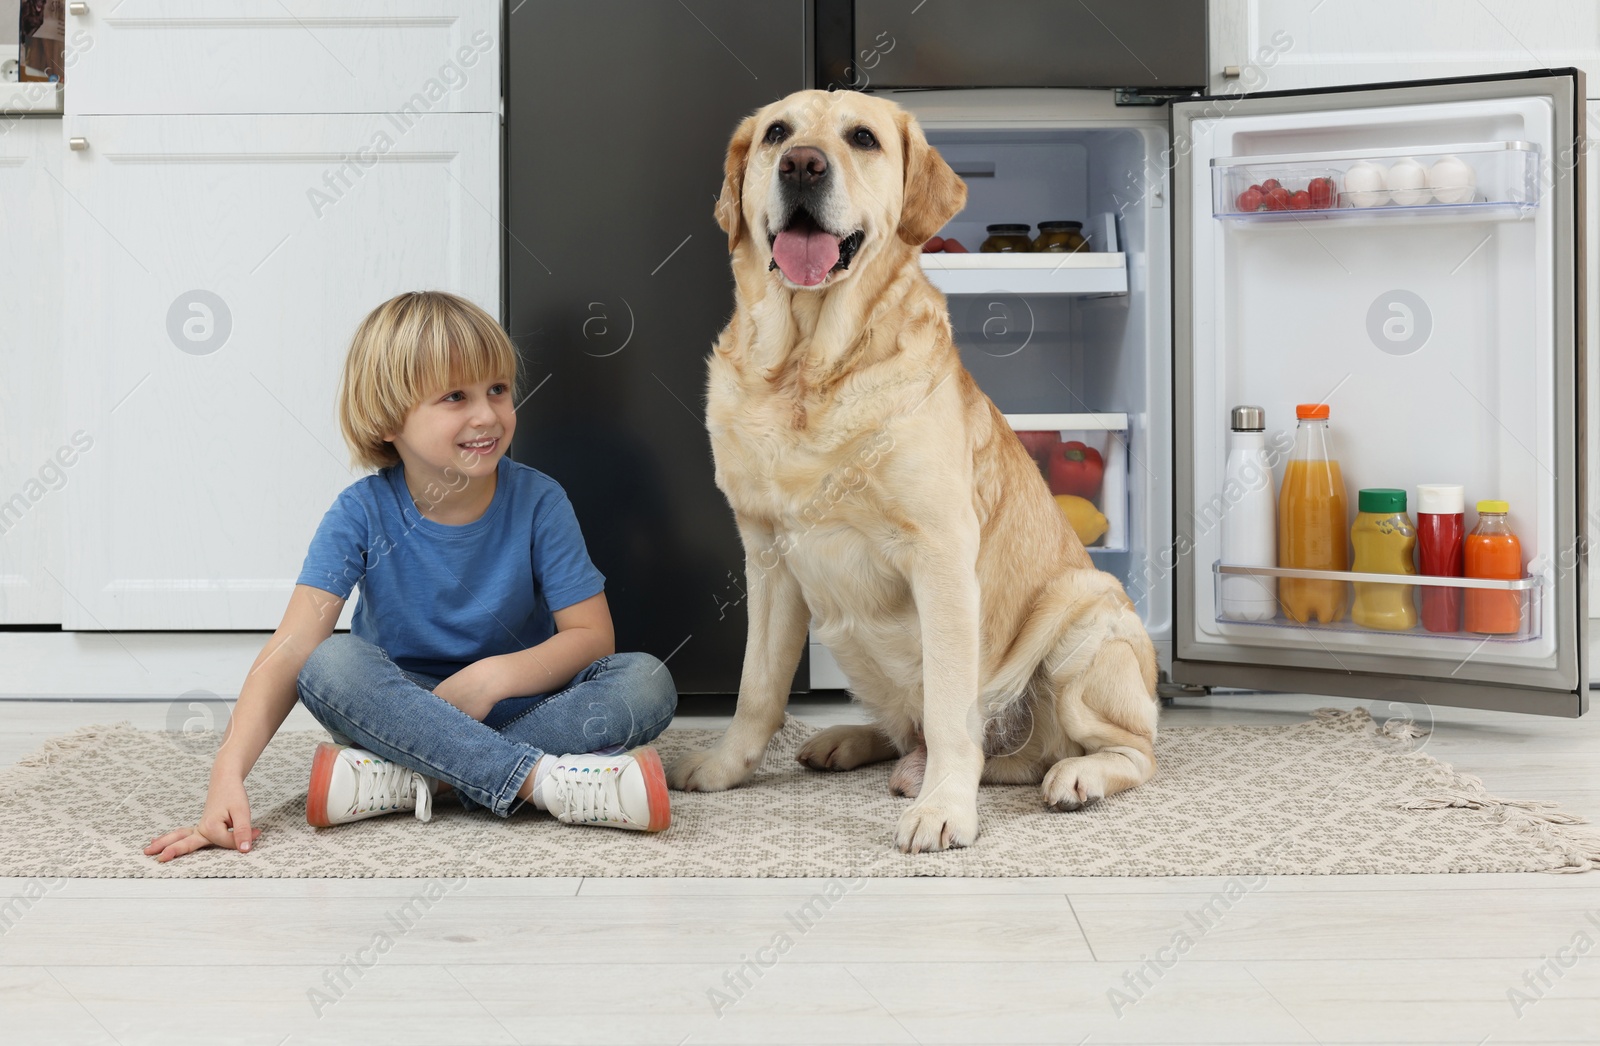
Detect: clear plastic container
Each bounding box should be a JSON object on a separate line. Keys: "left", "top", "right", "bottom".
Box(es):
{"left": 1213, "top": 561, "right": 1541, "bottom": 641}
{"left": 1212, "top": 141, "right": 1541, "bottom": 220}
{"left": 1006, "top": 413, "right": 1128, "bottom": 552}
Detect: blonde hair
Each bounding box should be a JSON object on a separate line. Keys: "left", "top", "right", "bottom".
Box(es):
{"left": 337, "top": 291, "right": 520, "bottom": 472}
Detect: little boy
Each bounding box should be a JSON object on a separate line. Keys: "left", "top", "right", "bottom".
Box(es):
{"left": 145, "top": 291, "right": 675, "bottom": 863}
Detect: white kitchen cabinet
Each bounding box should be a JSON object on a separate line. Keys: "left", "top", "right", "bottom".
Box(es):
{"left": 1208, "top": 0, "right": 1600, "bottom": 94}
{"left": 27, "top": 0, "right": 504, "bottom": 635}
{"left": 0, "top": 114, "right": 65, "bottom": 625}
{"left": 58, "top": 112, "right": 499, "bottom": 629}
{"left": 65, "top": 0, "right": 497, "bottom": 116}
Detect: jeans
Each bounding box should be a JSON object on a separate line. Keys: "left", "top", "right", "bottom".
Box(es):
{"left": 296, "top": 632, "right": 678, "bottom": 817}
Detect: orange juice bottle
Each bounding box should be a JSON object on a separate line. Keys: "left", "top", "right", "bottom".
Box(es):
{"left": 1464, "top": 500, "right": 1524, "bottom": 634}
{"left": 1277, "top": 403, "right": 1349, "bottom": 623}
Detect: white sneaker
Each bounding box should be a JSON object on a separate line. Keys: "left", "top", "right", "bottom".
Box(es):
{"left": 307, "top": 742, "right": 436, "bottom": 827}
{"left": 538, "top": 747, "right": 671, "bottom": 832}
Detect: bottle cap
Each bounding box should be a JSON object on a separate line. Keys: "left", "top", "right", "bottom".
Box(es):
{"left": 1358, "top": 488, "right": 1406, "bottom": 514}
{"left": 1477, "top": 499, "right": 1509, "bottom": 514}
{"left": 1416, "top": 484, "right": 1465, "bottom": 514}
{"left": 1230, "top": 405, "right": 1265, "bottom": 431}
{"left": 1295, "top": 403, "right": 1330, "bottom": 420}
{"left": 985, "top": 223, "right": 1031, "bottom": 233}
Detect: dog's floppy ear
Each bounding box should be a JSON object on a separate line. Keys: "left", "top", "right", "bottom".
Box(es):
{"left": 714, "top": 114, "right": 758, "bottom": 253}
{"left": 896, "top": 110, "right": 967, "bottom": 247}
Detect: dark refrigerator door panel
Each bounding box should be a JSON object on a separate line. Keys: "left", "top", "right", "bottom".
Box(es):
{"left": 825, "top": 0, "right": 1205, "bottom": 91}
{"left": 507, "top": 2, "right": 806, "bottom": 693}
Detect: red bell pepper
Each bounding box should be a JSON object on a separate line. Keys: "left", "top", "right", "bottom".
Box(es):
{"left": 1049, "top": 441, "right": 1104, "bottom": 499}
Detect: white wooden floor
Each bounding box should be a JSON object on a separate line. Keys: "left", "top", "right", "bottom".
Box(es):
{"left": 2, "top": 690, "right": 1599, "bottom": 1045}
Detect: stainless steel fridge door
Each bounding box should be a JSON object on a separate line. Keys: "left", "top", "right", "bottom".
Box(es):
{"left": 1170, "top": 71, "right": 1587, "bottom": 716}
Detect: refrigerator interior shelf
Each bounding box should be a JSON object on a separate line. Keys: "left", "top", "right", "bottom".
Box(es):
{"left": 1210, "top": 561, "right": 1543, "bottom": 642}
{"left": 1211, "top": 140, "right": 1540, "bottom": 221}
{"left": 1004, "top": 413, "right": 1130, "bottom": 553}
{"left": 1216, "top": 563, "right": 1539, "bottom": 591}
{"left": 920, "top": 252, "right": 1128, "bottom": 296}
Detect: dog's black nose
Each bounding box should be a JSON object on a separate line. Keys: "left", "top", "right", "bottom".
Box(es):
{"left": 779, "top": 146, "right": 828, "bottom": 188}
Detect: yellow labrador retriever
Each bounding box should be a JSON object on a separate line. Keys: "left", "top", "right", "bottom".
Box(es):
{"left": 666, "top": 90, "right": 1160, "bottom": 853}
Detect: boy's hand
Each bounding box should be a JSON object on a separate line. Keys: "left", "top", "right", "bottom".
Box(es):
{"left": 144, "top": 775, "right": 262, "bottom": 862}
{"left": 433, "top": 659, "right": 506, "bottom": 722}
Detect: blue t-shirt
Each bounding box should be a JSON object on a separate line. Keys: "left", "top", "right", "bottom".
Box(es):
{"left": 295, "top": 455, "right": 606, "bottom": 680}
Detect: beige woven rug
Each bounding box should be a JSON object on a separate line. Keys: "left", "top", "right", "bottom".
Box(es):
{"left": 2, "top": 707, "right": 1596, "bottom": 877}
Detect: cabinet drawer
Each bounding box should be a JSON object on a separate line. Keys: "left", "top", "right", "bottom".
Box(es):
{"left": 66, "top": 0, "right": 497, "bottom": 116}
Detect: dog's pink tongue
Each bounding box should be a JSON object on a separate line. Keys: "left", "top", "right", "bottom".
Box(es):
{"left": 771, "top": 227, "right": 840, "bottom": 287}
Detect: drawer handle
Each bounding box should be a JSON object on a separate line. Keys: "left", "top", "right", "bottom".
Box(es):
{"left": 68, "top": 2, "right": 88, "bottom": 15}
{"left": 68, "top": 137, "right": 88, "bottom": 151}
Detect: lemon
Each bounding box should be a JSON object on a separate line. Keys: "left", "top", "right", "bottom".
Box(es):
{"left": 1055, "top": 495, "right": 1108, "bottom": 546}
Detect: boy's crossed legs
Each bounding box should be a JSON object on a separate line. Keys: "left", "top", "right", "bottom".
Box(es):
{"left": 295, "top": 633, "right": 677, "bottom": 830}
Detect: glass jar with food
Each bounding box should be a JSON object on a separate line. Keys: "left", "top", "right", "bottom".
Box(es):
{"left": 1033, "top": 220, "right": 1088, "bottom": 253}
{"left": 980, "top": 224, "right": 1033, "bottom": 253}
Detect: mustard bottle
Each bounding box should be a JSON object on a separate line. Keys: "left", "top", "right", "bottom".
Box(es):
{"left": 1350, "top": 488, "right": 1418, "bottom": 631}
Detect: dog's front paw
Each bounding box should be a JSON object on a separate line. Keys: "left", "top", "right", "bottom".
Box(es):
{"left": 796, "top": 724, "right": 891, "bottom": 771}
{"left": 666, "top": 745, "right": 759, "bottom": 792}
{"left": 1041, "top": 756, "right": 1107, "bottom": 812}
{"left": 887, "top": 745, "right": 927, "bottom": 797}
{"left": 894, "top": 796, "right": 978, "bottom": 853}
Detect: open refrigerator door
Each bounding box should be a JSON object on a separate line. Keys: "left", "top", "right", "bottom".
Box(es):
{"left": 1171, "top": 71, "right": 1587, "bottom": 716}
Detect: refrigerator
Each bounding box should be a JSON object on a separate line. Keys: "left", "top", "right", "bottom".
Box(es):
{"left": 510, "top": 3, "right": 1588, "bottom": 717}
{"left": 813, "top": 7, "right": 1586, "bottom": 717}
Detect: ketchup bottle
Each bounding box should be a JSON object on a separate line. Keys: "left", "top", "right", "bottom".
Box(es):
{"left": 1415, "top": 484, "right": 1465, "bottom": 633}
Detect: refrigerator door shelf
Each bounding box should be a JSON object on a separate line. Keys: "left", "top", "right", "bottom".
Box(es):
{"left": 1212, "top": 141, "right": 1541, "bottom": 221}
{"left": 1004, "top": 412, "right": 1129, "bottom": 553}
{"left": 1211, "top": 561, "right": 1544, "bottom": 643}
{"left": 920, "top": 252, "right": 1128, "bottom": 296}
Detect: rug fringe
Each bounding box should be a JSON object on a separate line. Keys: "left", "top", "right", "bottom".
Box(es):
{"left": 1393, "top": 747, "right": 1599, "bottom": 873}
{"left": 0, "top": 722, "right": 135, "bottom": 777}
{"left": 1311, "top": 706, "right": 1599, "bottom": 874}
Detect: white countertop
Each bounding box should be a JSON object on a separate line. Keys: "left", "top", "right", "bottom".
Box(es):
{"left": 0, "top": 82, "right": 63, "bottom": 114}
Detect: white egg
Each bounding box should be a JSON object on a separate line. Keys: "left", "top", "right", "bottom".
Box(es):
{"left": 1385, "top": 158, "right": 1431, "bottom": 206}
{"left": 1343, "top": 161, "right": 1388, "bottom": 207}
{"left": 1428, "top": 155, "right": 1477, "bottom": 204}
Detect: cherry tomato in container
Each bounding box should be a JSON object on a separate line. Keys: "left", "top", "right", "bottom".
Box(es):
{"left": 1236, "top": 187, "right": 1264, "bottom": 212}
{"left": 1308, "top": 177, "right": 1336, "bottom": 209}
{"left": 1264, "top": 186, "right": 1291, "bottom": 211}
{"left": 1261, "top": 178, "right": 1282, "bottom": 192}
{"left": 1289, "top": 190, "right": 1312, "bottom": 210}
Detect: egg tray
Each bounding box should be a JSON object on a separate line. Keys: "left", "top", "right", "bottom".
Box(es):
{"left": 1210, "top": 141, "right": 1541, "bottom": 220}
